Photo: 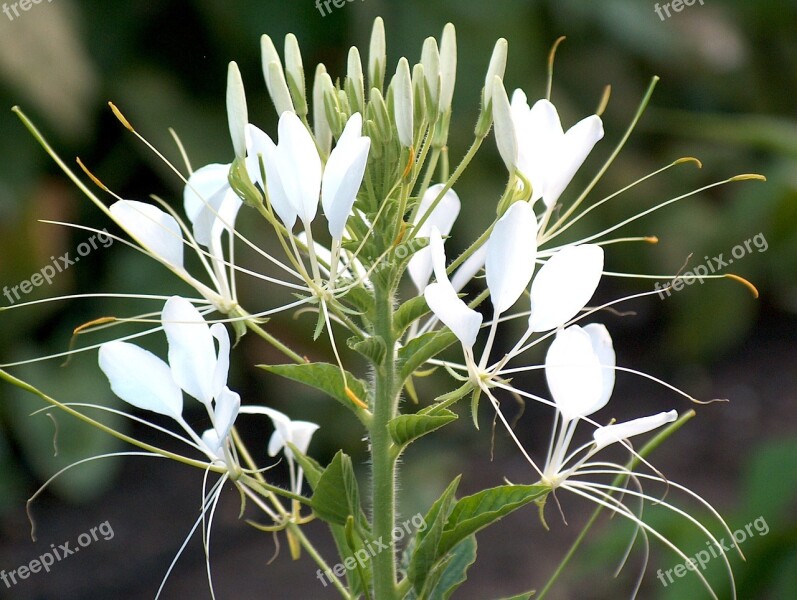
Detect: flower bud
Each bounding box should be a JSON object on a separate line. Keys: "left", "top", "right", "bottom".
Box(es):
{"left": 346, "top": 46, "right": 365, "bottom": 115}
{"left": 284, "top": 34, "right": 307, "bottom": 117}
{"left": 369, "top": 17, "right": 386, "bottom": 91}
{"left": 412, "top": 63, "right": 427, "bottom": 125}
{"left": 420, "top": 37, "right": 440, "bottom": 112}
{"left": 491, "top": 76, "right": 516, "bottom": 172}
{"left": 439, "top": 23, "right": 457, "bottom": 114}
{"left": 313, "top": 64, "right": 333, "bottom": 155}
{"left": 226, "top": 62, "right": 248, "bottom": 159}
{"left": 267, "top": 61, "right": 295, "bottom": 116}
{"left": 483, "top": 38, "right": 508, "bottom": 108}
{"left": 367, "top": 87, "right": 392, "bottom": 144}
{"left": 393, "top": 57, "right": 414, "bottom": 148}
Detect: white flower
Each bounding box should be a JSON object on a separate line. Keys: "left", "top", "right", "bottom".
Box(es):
{"left": 408, "top": 184, "right": 461, "bottom": 293}
{"left": 321, "top": 113, "right": 371, "bottom": 241}
{"left": 107, "top": 165, "right": 244, "bottom": 315}
{"left": 99, "top": 296, "right": 239, "bottom": 463}
{"left": 239, "top": 405, "right": 319, "bottom": 495}
{"left": 423, "top": 227, "right": 483, "bottom": 350}
{"left": 528, "top": 244, "right": 604, "bottom": 332}
{"left": 247, "top": 111, "right": 370, "bottom": 242}
{"left": 246, "top": 111, "right": 321, "bottom": 230}
{"left": 507, "top": 92, "right": 604, "bottom": 209}
{"left": 485, "top": 201, "right": 538, "bottom": 315}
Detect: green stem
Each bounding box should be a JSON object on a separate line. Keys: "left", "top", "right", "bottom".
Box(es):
{"left": 245, "top": 317, "right": 306, "bottom": 364}
{"left": 370, "top": 283, "right": 400, "bottom": 599}
{"left": 289, "top": 521, "right": 353, "bottom": 599}
{"left": 536, "top": 410, "right": 695, "bottom": 599}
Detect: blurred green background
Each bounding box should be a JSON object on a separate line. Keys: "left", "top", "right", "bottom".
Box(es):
{"left": 0, "top": 1, "right": 795, "bottom": 598}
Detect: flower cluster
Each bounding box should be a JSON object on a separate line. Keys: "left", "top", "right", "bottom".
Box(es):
{"left": 2, "top": 16, "right": 764, "bottom": 600}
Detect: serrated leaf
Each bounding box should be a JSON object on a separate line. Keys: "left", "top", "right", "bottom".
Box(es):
{"left": 425, "top": 535, "right": 477, "bottom": 600}
{"left": 259, "top": 363, "right": 370, "bottom": 411}
{"left": 409, "top": 476, "right": 461, "bottom": 593}
{"left": 470, "top": 387, "right": 482, "bottom": 429}
{"left": 311, "top": 451, "right": 368, "bottom": 532}
{"left": 389, "top": 410, "right": 457, "bottom": 447}
{"left": 399, "top": 330, "right": 459, "bottom": 381}
{"left": 342, "top": 286, "right": 375, "bottom": 318}
{"left": 438, "top": 485, "right": 548, "bottom": 557}
{"left": 348, "top": 335, "right": 386, "bottom": 365}
{"left": 313, "top": 309, "right": 325, "bottom": 340}
{"left": 394, "top": 295, "right": 432, "bottom": 337}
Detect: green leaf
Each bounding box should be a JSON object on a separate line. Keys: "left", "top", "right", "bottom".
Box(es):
{"left": 438, "top": 484, "right": 549, "bottom": 557}
{"left": 424, "top": 535, "right": 477, "bottom": 600}
{"left": 259, "top": 362, "right": 370, "bottom": 411}
{"left": 470, "top": 387, "right": 482, "bottom": 429}
{"left": 389, "top": 410, "right": 457, "bottom": 448}
{"left": 341, "top": 286, "right": 375, "bottom": 318}
{"left": 399, "top": 330, "right": 459, "bottom": 381}
{"left": 348, "top": 335, "right": 386, "bottom": 365}
{"left": 310, "top": 451, "right": 368, "bottom": 531}
{"left": 285, "top": 442, "right": 324, "bottom": 489}
{"left": 394, "top": 295, "right": 431, "bottom": 337}
{"left": 409, "top": 476, "right": 461, "bottom": 593}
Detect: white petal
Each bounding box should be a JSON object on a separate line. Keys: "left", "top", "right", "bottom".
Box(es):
{"left": 162, "top": 296, "right": 217, "bottom": 406}
{"left": 213, "top": 387, "right": 240, "bottom": 443}
{"left": 237, "top": 405, "right": 318, "bottom": 459}
{"left": 109, "top": 200, "right": 184, "bottom": 268}
{"left": 184, "top": 164, "right": 242, "bottom": 247}
{"left": 485, "top": 201, "right": 538, "bottom": 314}
{"left": 282, "top": 420, "right": 320, "bottom": 459}
{"left": 450, "top": 245, "right": 487, "bottom": 292}
{"left": 424, "top": 283, "right": 482, "bottom": 349}
{"left": 528, "top": 244, "right": 604, "bottom": 332}
{"left": 322, "top": 113, "right": 371, "bottom": 239}
{"left": 492, "top": 77, "right": 517, "bottom": 171}
{"left": 593, "top": 411, "right": 678, "bottom": 451}
{"left": 99, "top": 341, "right": 182, "bottom": 419}
{"left": 210, "top": 323, "right": 231, "bottom": 401}
{"left": 515, "top": 99, "right": 562, "bottom": 204}
{"left": 424, "top": 228, "right": 483, "bottom": 348}
{"left": 545, "top": 325, "right": 603, "bottom": 422}
{"left": 246, "top": 124, "right": 297, "bottom": 229}
{"left": 201, "top": 428, "right": 222, "bottom": 458}
{"left": 582, "top": 323, "right": 616, "bottom": 412}
{"left": 408, "top": 184, "right": 461, "bottom": 292}
{"left": 278, "top": 111, "right": 322, "bottom": 227}
{"left": 543, "top": 115, "right": 604, "bottom": 208}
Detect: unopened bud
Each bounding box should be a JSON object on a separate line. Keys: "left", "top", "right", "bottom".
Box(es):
{"left": 439, "top": 23, "right": 457, "bottom": 114}
{"left": 369, "top": 17, "right": 386, "bottom": 91}
{"left": 226, "top": 62, "right": 248, "bottom": 159}
{"left": 284, "top": 34, "right": 307, "bottom": 117}
{"left": 313, "top": 64, "right": 334, "bottom": 155}
{"left": 393, "top": 57, "right": 414, "bottom": 148}
{"left": 491, "top": 76, "right": 517, "bottom": 172}
{"left": 421, "top": 37, "right": 440, "bottom": 112}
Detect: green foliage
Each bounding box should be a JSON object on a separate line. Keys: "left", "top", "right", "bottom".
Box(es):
{"left": 389, "top": 410, "right": 458, "bottom": 448}
{"left": 259, "top": 362, "right": 371, "bottom": 413}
